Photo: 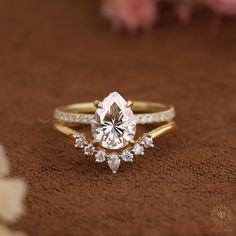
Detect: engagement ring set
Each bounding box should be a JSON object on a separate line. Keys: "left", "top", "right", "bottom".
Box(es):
{"left": 53, "top": 92, "right": 176, "bottom": 173}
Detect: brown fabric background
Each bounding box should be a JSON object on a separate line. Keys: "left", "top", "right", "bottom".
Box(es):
{"left": 0, "top": 1, "right": 235, "bottom": 236}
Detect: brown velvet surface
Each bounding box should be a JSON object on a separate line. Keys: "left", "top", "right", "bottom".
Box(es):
{"left": 0, "top": 0, "right": 235, "bottom": 235}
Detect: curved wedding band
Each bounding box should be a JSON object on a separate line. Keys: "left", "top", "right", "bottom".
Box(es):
{"left": 53, "top": 92, "right": 176, "bottom": 173}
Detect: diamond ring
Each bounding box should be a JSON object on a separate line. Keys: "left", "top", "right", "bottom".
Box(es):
{"left": 53, "top": 92, "right": 176, "bottom": 173}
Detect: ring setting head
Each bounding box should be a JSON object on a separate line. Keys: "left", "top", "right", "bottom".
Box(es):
{"left": 74, "top": 92, "right": 155, "bottom": 173}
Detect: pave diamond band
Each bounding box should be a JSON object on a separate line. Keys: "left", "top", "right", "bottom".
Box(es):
{"left": 53, "top": 92, "right": 176, "bottom": 173}
{"left": 54, "top": 101, "right": 175, "bottom": 124}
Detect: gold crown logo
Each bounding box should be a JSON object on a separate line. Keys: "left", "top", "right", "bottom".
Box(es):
{"left": 211, "top": 204, "right": 232, "bottom": 228}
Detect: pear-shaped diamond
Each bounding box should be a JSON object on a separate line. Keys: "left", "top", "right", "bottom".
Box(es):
{"left": 107, "top": 154, "right": 121, "bottom": 173}
{"left": 91, "top": 92, "right": 136, "bottom": 150}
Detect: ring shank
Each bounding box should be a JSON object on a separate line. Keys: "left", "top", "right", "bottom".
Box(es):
{"left": 54, "top": 101, "right": 175, "bottom": 124}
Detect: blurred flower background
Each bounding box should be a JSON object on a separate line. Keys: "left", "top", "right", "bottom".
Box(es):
{"left": 101, "top": 0, "right": 236, "bottom": 32}
{"left": 0, "top": 145, "right": 27, "bottom": 236}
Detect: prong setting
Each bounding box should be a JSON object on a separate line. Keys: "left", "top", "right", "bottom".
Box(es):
{"left": 126, "top": 100, "right": 133, "bottom": 107}
{"left": 92, "top": 139, "right": 100, "bottom": 147}
{"left": 94, "top": 100, "right": 103, "bottom": 108}
{"left": 129, "top": 139, "right": 136, "bottom": 145}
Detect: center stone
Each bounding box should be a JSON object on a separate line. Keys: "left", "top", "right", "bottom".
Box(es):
{"left": 91, "top": 92, "right": 136, "bottom": 150}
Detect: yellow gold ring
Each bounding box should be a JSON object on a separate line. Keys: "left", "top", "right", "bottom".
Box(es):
{"left": 53, "top": 92, "right": 176, "bottom": 173}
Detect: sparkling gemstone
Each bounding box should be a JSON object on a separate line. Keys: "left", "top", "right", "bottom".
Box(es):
{"left": 91, "top": 92, "right": 136, "bottom": 150}
{"left": 74, "top": 135, "right": 88, "bottom": 148}
{"left": 84, "top": 144, "right": 95, "bottom": 156}
{"left": 132, "top": 144, "right": 144, "bottom": 155}
{"left": 95, "top": 150, "right": 106, "bottom": 162}
{"left": 141, "top": 136, "right": 154, "bottom": 148}
{"left": 122, "top": 150, "right": 134, "bottom": 162}
{"left": 107, "top": 154, "right": 121, "bottom": 173}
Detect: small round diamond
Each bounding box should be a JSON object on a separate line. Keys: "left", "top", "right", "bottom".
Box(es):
{"left": 141, "top": 136, "right": 154, "bottom": 148}
{"left": 95, "top": 150, "right": 106, "bottom": 162}
{"left": 122, "top": 150, "right": 134, "bottom": 162}
{"left": 84, "top": 144, "right": 95, "bottom": 156}
{"left": 74, "top": 135, "right": 88, "bottom": 148}
{"left": 132, "top": 144, "right": 144, "bottom": 155}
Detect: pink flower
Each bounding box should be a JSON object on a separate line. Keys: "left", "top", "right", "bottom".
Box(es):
{"left": 102, "top": 0, "right": 157, "bottom": 31}
{"left": 157, "top": 0, "right": 196, "bottom": 25}
{"left": 175, "top": 1, "right": 194, "bottom": 24}
{"left": 201, "top": 0, "right": 236, "bottom": 16}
